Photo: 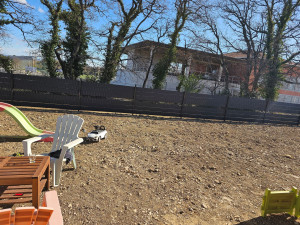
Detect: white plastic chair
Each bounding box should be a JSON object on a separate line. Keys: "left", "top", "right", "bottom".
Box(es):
{"left": 23, "top": 114, "right": 84, "bottom": 187}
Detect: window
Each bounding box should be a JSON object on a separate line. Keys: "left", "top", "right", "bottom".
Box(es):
{"left": 168, "top": 62, "right": 183, "bottom": 76}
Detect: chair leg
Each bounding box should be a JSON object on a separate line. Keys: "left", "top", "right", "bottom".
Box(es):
{"left": 71, "top": 149, "right": 76, "bottom": 169}
{"left": 54, "top": 161, "right": 64, "bottom": 187}
{"left": 51, "top": 163, "right": 57, "bottom": 187}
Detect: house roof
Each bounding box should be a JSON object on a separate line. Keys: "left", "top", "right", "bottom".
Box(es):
{"left": 124, "top": 40, "right": 245, "bottom": 63}
{"left": 8, "top": 55, "right": 35, "bottom": 60}
{"left": 224, "top": 52, "right": 247, "bottom": 59}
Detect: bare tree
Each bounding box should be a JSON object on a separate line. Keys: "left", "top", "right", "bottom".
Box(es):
{"left": 189, "top": 4, "right": 231, "bottom": 95}
{"left": 40, "top": 0, "right": 95, "bottom": 79}
{"left": 221, "top": 0, "right": 267, "bottom": 97}
{"left": 142, "top": 23, "right": 170, "bottom": 88}
{"left": 40, "top": 0, "right": 63, "bottom": 78}
{"left": 261, "top": 0, "right": 300, "bottom": 100}
{"left": 0, "top": 0, "right": 36, "bottom": 72}
{"left": 100, "top": 0, "right": 160, "bottom": 84}
{"left": 152, "top": 0, "right": 192, "bottom": 89}
{"left": 0, "top": 0, "right": 36, "bottom": 41}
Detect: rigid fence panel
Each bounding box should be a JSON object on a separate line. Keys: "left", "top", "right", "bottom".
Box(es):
{"left": 134, "top": 88, "right": 182, "bottom": 116}
{"left": 0, "top": 73, "right": 299, "bottom": 126}
{"left": 226, "top": 97, "right": 266, "bottom": 123}
{"left": 80, "top": 81, "right": 134, "bottom": 113}
{"left": 81, "top": 82, "right": 134, "bottom": 98}
{"left": 182, "top": 93, "right": 227, "bottom": 119}
{"left": 14, "top": 74, "right": 79, "bottom": 95}
{"left": 264, "top": 101, "right": 300, "bottom": 125}
{"left": 0, "top": 73, "right": 12, "bottom": 88}
{"left": 12, "top": 74, "right": 80, "bottom": 108}
{"left": 0, "top": 73, "right": 12, "bottom": 101}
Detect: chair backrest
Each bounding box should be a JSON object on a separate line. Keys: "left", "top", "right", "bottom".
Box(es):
{"left": 34, "top": 207, "right": 54, "bottom": 225}
{"left": 51, "top": 114, "right": 84, "bottom": 153}
{"left": 261, "top": 187, "right": 297, "bottom": 217}
{"left": 0, "top": 207, "right": 54, "bottom": 225}
{"left": 0, "top": 208, "right": 11, "bottom": 225}
{"left": 14, "top": 207, "right": 35, "bottom": 225}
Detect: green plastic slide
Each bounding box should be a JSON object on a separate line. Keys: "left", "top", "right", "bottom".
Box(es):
{"left": 0, "top": 102, "right": 53, "bottom": 140}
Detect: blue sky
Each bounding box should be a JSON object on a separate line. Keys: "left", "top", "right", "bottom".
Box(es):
{"left": 1, "top": 0, "right": 47, "bottom": 56}
{"left": 1, "top": 0, "right": 242, "bottom": 58}
{"left": 1, "top": 0, "right": 167, "bottom": 57}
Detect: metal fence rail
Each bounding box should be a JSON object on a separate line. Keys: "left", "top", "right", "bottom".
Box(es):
{"left": 0, "top": 73, "right": 299, "bottom": 125}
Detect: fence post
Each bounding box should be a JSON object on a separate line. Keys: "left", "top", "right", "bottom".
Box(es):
{"left": 10, "top": 73, "right": 15, "bottom": 104}
{"left": 263, "top": 99, "right": 269, "bottom": 124}
{"left": 132, "top": 85, "right": 136, "bottom": 115}
{"left": 180, "top": 91, "right": 186, "bottom": 118}
{"left": 78, "top": 79, "right": 82, "bottom": 111}
{"left": 223, "top": 95, "right": 230, "bottom": 121}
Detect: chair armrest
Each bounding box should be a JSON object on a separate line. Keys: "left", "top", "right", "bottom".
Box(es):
{"left": 62, "top": 138, "right": 84, "bottom": 151}
{"left": 58, "top": 138, "right": 83, "bottom": 161}
{"left": 22, "top": 134, "right": 53, "bottom": 156}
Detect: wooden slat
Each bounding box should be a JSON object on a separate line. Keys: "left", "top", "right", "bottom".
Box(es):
{"left": 39, "top": 179, "right": 47, "bottom": 193}
{"left": 0, "top": 198, "right": 32, "bottom": 204}
{"left": 0, "top": 158, "right": 10, "bottom": 168}
{"left": 0, "top": 194, "right": 32, "bottom": 199}
{"left": 2, "top": 189, "right": 32, "bottom": 194}
{"left": 0, "top": 171, "right": 36, "bottom": 176}
{"left": 7, "top": 185, "right": 31, "bottom": 189}
{"left": 0, "top": 168, "right": 37, "bottom": 171}
{"left": 34, "top": 157, "right": 50, "bottom": 178}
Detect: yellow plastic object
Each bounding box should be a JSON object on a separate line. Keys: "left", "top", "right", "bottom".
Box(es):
{"left": 261, "top": 187, "right": 297, "bottom": 217}
{"left": 295, "top": 191, "right": 300, "bottom": 218}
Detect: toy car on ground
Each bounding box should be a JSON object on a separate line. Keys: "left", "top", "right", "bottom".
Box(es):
{"left": 87, "top": 125, "right": 107, "bottom": 142}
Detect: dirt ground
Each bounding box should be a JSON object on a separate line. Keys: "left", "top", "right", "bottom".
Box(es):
{"left": 1, "top": 106, "right": 300, "bottom": 225}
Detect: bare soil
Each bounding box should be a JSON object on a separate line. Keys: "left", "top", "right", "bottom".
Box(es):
{"left": 0, "top": 106, "right": 300, "bottom": 225}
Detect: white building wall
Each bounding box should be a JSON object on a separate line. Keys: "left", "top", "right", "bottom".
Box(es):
{"left": 112, "top": 69, "right": 240, "bottom": 95}
{"left": 277, "top": 80, "right": 300, "bottom": 104}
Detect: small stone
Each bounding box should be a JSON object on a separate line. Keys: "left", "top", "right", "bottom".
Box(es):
{"left": 206, "top": 184, "right": 215, "bottom": 189}
{"left": 201, "top": 203, "right": 208, "bottom": 209}
{"left": 234, "top": 216, "right": 240, "bottom": 222}
{"left": 68, "top": 203, "right": 72, "bottom": 208}
{"left": 214, "top": 180, "right": 221, "bottom": 184}
{"left": 151, "top": 146, "right": 158, "bottom": 152}
{"left": 184, "top": 196, "right": 190, "bottom": 201}
{"left": 176, "top": 175, "right": 183, "bottom": 179}
{"left": 284, "top": 155, "right": 292, "bottom": 159}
